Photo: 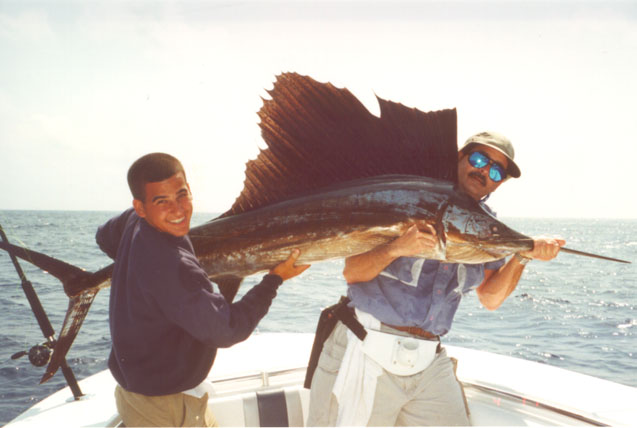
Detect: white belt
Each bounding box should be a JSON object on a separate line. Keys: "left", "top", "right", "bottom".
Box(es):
{"left": 362, "top": 328, "right": 439, "bottom": 376}
{"left": 332, "top": 309, "right": 440, "bottom": 426}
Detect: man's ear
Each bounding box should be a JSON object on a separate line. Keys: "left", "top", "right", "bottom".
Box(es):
{"left": 133, "top": 199, "right": 146, "bottom": 218}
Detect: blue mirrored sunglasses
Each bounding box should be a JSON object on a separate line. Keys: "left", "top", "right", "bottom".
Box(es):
{"left": 468, "top": 151, "right": 507, "bottom": 183}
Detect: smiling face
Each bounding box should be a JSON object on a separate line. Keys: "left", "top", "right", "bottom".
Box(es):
{"left": 457, "top": 145, "right": 509, "bottom": 201}
{"left": 132, "top": 172, "right": 193, "bottom": 237}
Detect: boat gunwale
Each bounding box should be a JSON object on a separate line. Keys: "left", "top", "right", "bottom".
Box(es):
{"left": 207, "top": 365, "right": 611, "bottom": 426}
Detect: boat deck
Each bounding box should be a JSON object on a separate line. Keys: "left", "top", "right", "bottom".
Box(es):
{"left": 7, "top": 333, "right": 637, "bottom": 427}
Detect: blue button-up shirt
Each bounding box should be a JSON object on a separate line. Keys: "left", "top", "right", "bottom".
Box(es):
{"left": 347, "top": 257, "right": 505, "bottom": 336}
{"left": 347, "top": 201, "right": 506, "bottom": 336}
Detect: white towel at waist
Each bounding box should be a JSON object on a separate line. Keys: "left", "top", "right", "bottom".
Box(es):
{"left": 332, "top": 308, "right": 383, "bottom": 426}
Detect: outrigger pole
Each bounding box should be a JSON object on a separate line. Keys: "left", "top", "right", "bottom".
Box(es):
{"left": 0, "top": 224, "right": 83, "bottom": 400}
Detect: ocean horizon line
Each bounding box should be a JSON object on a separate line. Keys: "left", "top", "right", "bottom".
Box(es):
{"left": 1, "top": 209, "right": 636, "bottom": 222}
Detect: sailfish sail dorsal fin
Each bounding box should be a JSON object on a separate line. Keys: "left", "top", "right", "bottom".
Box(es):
{"left": 220, "top": 72, "right": 458, "bottom": 218}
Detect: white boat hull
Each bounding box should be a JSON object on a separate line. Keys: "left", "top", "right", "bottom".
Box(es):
{"left": 7, "top": 333, "right": 637, "bottom": 427}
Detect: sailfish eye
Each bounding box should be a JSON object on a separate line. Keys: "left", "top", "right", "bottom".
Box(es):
{"left": 490, "top": 224, "right": 500, "bottom": 235}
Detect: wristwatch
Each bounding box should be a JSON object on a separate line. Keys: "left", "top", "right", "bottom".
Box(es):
{"left": 514, "top": 253, "right": 532, "bottom": 265}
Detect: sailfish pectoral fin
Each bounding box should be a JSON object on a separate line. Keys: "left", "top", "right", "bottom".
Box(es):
{"left": 213, "top": 276, "right": 244, "bottom": 303}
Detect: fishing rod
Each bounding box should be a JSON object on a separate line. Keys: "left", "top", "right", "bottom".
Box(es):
{"left": 0, "top": 224, "right": 83, "bottom": 399}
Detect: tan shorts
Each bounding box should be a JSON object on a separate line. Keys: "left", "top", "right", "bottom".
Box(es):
{"left": 115, "top": 384, "right": 218, "bottom": 427}
{"left": 306, "top": 322, "right": 470, "bottom": 426}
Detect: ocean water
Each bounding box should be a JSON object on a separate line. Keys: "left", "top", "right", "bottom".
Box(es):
{"left": 0, "top": 210, "right": 635, "bottom": 425}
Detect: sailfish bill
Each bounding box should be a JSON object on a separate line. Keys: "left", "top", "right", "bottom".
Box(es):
{"left": 0, "top": 73, "right": 630, "bottom": 384}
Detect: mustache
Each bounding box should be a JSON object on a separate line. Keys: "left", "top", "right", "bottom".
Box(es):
{"left": 469, "top": 171, "right": 487, "bottom": 186}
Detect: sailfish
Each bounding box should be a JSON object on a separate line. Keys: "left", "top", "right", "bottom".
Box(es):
{"left": 0, "top": 72, "right": 629, "bottom": 384}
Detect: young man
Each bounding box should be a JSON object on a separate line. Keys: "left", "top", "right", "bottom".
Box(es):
{"left": 96, "top": 153, "right": 309, "bottom": 427}
{"left": 307, "top": 132, "right": 565, "bottom": 426}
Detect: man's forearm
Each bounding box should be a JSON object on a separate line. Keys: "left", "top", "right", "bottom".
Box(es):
{"left": 343, "top": 243, "right": 399, "bottom": 284}
{"left": 476, "top": 235, "right": 564, "bottom": 310}
{"left": 476, "top": 256, "right": 527, "bottom": 310}
{"left": 344, "top": 224, "right": 439, "bottom": 284}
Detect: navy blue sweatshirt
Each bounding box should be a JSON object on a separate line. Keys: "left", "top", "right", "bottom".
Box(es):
{"left": 96, "top": 208, "right": 282, "bottom": 396}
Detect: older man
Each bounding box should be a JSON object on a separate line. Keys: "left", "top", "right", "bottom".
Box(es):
{"left": 307, "top": 131, "right": 564, "bottom": 426}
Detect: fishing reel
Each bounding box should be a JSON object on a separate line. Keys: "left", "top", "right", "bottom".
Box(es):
{"left": 11, "top": 341, "right": 54, "bottom": 367}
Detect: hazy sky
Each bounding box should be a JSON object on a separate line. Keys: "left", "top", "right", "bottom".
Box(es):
{"left": 2, "top": 1, "right": 636, "bottom": 219}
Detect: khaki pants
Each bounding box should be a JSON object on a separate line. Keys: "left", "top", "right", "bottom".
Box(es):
{"left": 307, "top": 322, "right": 470, "bottom": 426}
{"left": 115, "top": 384, "right": 218, "bottom": 427}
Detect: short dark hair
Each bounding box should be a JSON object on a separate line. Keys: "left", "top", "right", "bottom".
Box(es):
{"left": 127, "top": 153, "right": 186, "bottom": 200}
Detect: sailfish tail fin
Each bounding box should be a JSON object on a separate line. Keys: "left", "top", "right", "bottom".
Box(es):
{"left": 40, "top": 289, "right": 99, "bottom": 383}
{"left": 0, "top": 240, "right": 112, "bottom": 383}
{"left": 0, "top": 240, "right": 94, "bottom": 295}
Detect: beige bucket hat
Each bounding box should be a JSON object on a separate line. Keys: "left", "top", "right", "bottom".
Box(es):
{"left": 460, "top": 131, "right": 521, "bottom": 178}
